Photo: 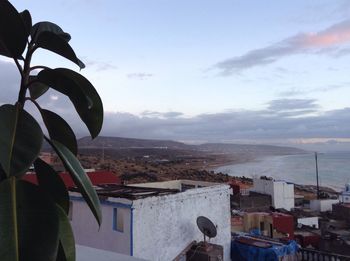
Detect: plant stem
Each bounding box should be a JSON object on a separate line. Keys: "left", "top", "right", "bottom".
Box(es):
{"left": 10, "top": 176, "right": 19, "bottom": 261}
{"left": 12, "top": 58, "right": 23, "bottom": 77}
{"left": 24, "top": 97, "right": 41, "bottom": 111}
{"left": 30, "top": 65, "right": 50, "bottom": 72}
{"left": 17, "top": 43, "right": 35, "bottom": 106}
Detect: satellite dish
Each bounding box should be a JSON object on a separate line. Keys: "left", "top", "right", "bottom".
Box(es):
{"left": 197, "top": 216, "right": 217, "bottom": 243}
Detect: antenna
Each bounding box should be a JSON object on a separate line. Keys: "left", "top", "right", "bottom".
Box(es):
{"left": 315, "top": 152, "right": 320, "bottom": 199}
{"left": 196, "top": 216, "right": 217, "bottom": 246}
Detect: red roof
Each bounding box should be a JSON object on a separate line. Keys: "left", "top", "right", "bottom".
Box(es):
{"left": 22, "top": 170, "right": 121, "bottom": 188}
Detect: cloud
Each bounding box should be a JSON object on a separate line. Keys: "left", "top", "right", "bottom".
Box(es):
{"left": 31, "top": 94, "right": 349, "bottom": 145}
{"left": 213, "top": 19, "right": 350, "bottom": 74}
{"left": 0, "top": 61, "right": 21, "bottom": 104}
{"left": 89, "top": 105, "right": 350, "bottom": 144}
{"left": 267, "top": 99, "right": 319, "bottom": 112}
{"left": 278, "top": 83, "right": 347, "bottom": 97}
{"left": 0, "top": 59, "right": 348, "bottom": 149}
{"left": 127, "top": 73, "right": 153, "bottom": 80}
{"left": 83, "top": 58, "right": 117, "bottom": 72}
{"left": 278, "top": 88, "right": 304, "bottom": 97}
{"left": 141, "top": 111, "right": 183, "bottom": 119}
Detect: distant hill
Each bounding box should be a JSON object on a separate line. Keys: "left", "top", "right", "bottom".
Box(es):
{"left": 78, "top": 136, "right": 194, "bottom": 150}
{"left": 77, "top": 136, "right": 306, "bottom": 157}
{"left": 198, "top": 143, "right": 307, "bottom": 156}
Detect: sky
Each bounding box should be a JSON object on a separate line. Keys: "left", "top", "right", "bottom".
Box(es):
{"left": 3, "top": 0, "right": 350, "bottom": 150}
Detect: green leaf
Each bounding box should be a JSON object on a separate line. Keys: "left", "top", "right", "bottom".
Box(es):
{"left": 0, "top": 179, "right": 60, "bottom": 261}
{"left": 56, "top": 243, "right": 67, "bottom": 261}
{"left": 37, "top": 68, "right": 103, "bottom": 138}
{"left": 0, "top": 104, "right": 43, "bottom": 177}
{"left": 34, "top": 158, "right": 70, "bottom": 214}
{"left": 0, "top": 165, "right": 6, "bottom": 182}
{"left": 0, "top": 178, "right": 17, "bottom": 261}
{"left": 20, "top": 10, "right": 32, "bottom": 37}
{"left": 36, "top": 32, "right": 85, "bottom": 69}
{"left": 28, "top": 76, "right": 49, "bottom": 100}
{"left": 0, "top": 1, "right": 27, "bottom": 58}
{"left": 31, "top": 21, "right": 71, "bottom": 42}
{"left": 48, "top": 139, "right": 102, "bottom": 226}
{"left": 41, "top": 109, "right": 77, "bottom": 155}
{"left": 56, "top": 205, "right": 75, "bottom": 261}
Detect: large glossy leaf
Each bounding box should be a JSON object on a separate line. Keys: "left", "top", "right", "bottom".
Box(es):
{"left": 0, "top": 165, "right": 6, "bottom": 182}
{"left": 48, "top": 139, "right": 101, "bottom": 226}
{"left": 34, "top": 158, "right": 70, "bottom": 214}
{"left": 0, "top": 104, "right": 43, "bottom": 177}
{"left": 31, "top": 21, "right": 71, "bottom": 42}
{"left": 20, "top": 10, "right": 32, "bottom": 37}
{"left": 56, "top": 205, "right": 75, "bottom": 261}
{"left": 36, "top": 32, "right": 85, "bottom": 69}
{"left": 0, "top": 178, "right": 17, "bottom": 261}
{"left": 41, "top": 109, "right": 77, "bottom": 155}
{"left": 0, "top": 1, "right": 27, "bottom": 58}
{"left": 37, "top": 68, "right": 103, "bottom": 138}
{"left": 28, "top": 75, "right": 49, "bottom": 100}
{"left": 0, "top": 179, "right": 60, "bottom": 261}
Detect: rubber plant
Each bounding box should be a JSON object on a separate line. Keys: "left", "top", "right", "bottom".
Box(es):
{"left": 0, "top": 1, "right": 103, "bottom": 260}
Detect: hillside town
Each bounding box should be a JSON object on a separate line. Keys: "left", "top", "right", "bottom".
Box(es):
{"left": 2, "top": 1, "right": 350, "bottom": 261}
{"left": 22, "top": 148, "right": 350, "bottom": 261}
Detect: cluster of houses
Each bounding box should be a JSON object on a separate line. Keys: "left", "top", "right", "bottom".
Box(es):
{"left": 23, "top": 154, "right": 350, "bottom": 260}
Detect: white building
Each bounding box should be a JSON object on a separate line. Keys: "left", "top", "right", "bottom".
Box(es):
{"left": 70, "top": 180, "right": 231, "bottom": 261}
{"left": 340, "top": 183, "right": 350, "bottom": 203}
{"left": 297, "top": 217, "right": 319, "bottom": 229}
{"left": 76, "top": 245, "right": 147, "bottom": 261}
{"left": 309, "top": 199, "right": 339, "bottom": 212}
{"left": 251, "top": 177, "right": 295, "bottom": 211}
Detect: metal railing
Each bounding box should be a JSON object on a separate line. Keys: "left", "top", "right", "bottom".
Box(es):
{"left": 300, "top": 248, "right": 350, "bottom": 261}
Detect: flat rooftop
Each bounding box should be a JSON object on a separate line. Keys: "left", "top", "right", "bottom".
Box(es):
{"left": 335, "top": 203, "right": 350, "bottom": 208}
{"left": 70, "top": 184, "right": 179, "bottom": 200}
{"left": 69, "top": 179, "right": 225, "bottom": 200}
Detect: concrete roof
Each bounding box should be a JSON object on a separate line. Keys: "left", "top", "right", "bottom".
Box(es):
{"left": 76, "top": 245, "right": 148, "bottom": 261}
{"left": 70, "top": 184, "right": 179, "bottom": 200}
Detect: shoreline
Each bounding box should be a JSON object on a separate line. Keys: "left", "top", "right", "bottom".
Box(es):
{"left": 77, "top": 151, "right": 341, "bottom": 198}
{"left": 206, "top": 153, "right": 341, "bottom": 198}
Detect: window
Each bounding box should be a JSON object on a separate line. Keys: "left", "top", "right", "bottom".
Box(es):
{"left": 260, "top": 222, "right": 265, "bottom": 231}
{"left": 68, "top": 201, "right": 73, "bottom": 221}
{"left": 113, "top": 208, "right": 124, "bottom": 232}
{"left": 181, "top": 184, "right": 195, "bottom": 191}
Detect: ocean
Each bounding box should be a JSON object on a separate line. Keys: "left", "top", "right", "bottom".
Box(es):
{"left": 215, "top": 152, "right": 350, "bottom": 191}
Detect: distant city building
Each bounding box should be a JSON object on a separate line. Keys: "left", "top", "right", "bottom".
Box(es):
{"left": 294, "top": 230, "right": 321, "bottom": 249}
{"left": 242, "top": 212, "right": 294, "bottom": 240}
{"left": 309, "top": 199, "right": 339, "bottom": 212}
{"left": 340, "top": 183, "right": 350, "bottom": 203}
{"left": 297, "top": 216, "right": 319, "bottom": 229}
{"left": 332, "top": 203, "right": 350, "bottom": 223}
{"left": 69, "top": 180, "right": 231, "bottom": 261}
{"left": 231, "top": 233, "right": 299, "bottom": 260}
{"left": 319, "top": 218, "right": 350, "bottom": 256}
{"left": 251, "top": 177, "right": 295, "bottom": 211}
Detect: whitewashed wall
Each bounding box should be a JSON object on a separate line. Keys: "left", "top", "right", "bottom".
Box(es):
{"left": 131, "top": 185, "right": 231, "bottom": 261}
{"left": 340, "top": 184, "right": 350, "bottom": 203}
{"left": 273, "top": 181, "right": 294, "bottom": 211}
{"left": 76, "top": 245, "right": 148, "bottom": 261}
{"left": 297, "top": 217, "right": 319, "bottom": 229}
{"left": 71, "top": 196, "right": 132, "bottom": 255}
{"left": 310, "top": 199, "right": 339, "bottom": 212}
{"left": 252, "top": 178, "right": 294, "bottom": 211}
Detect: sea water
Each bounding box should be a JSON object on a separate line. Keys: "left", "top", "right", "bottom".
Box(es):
{"left": 215, "top": 152, "right": 350, "bottom": 191}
